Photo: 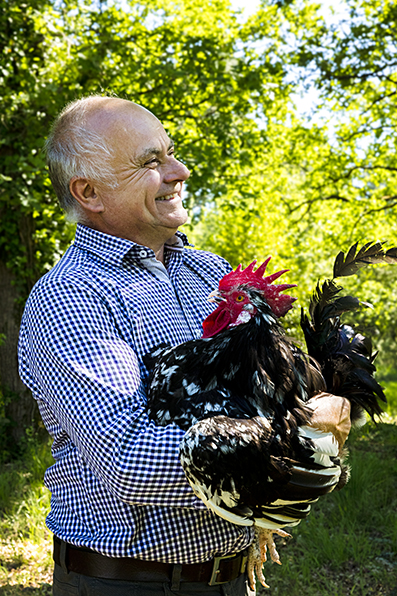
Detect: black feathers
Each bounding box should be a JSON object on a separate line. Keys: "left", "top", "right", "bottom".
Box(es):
{"left": 146, "top": 288, "right": 338, "bottom": 529}
{"left": 145, "top": 239, "right": 396, "bottom": 538}
{"left": 301, "top": 241, "right": 396, "bottom": 422}
{"left": 146, "top": 295, "right": 320, "bottom": 431}
{"left": 333, "top": 241, "right": 397, "bottom": 279}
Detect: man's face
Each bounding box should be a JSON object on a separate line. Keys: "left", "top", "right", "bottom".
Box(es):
{"left": 90, "top": 102, "right": 190, "bottom": 250}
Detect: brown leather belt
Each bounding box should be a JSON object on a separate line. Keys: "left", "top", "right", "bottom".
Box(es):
{"left": 53, "top": 536, "right": 248, "bottom": 586}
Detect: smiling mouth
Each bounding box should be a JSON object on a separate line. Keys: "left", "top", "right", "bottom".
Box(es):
{"left": 155, "top": 192, "right": 179, "bottom": 202}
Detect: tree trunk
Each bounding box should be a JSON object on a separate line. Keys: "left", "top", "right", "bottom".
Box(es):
{"left": 0, "top": 260, "right": 38, "bottom": 443}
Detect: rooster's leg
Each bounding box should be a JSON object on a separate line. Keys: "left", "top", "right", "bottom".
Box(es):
{"left": 247, "top": 526, "right": 291, "bottom": 590}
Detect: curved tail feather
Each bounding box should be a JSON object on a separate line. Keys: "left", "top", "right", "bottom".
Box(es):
{"left": 301, "top": 241, "right": 397, "bottom": 422}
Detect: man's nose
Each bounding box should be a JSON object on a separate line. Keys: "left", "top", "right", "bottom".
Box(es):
{"left": 164, "top": 158, "right": 190, "bottom": 182}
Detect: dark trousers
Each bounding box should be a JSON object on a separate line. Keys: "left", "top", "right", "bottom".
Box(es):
{"left": 53, "top": 563, "right": 256, "bottom": 596}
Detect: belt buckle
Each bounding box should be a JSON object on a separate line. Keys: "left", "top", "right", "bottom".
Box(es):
{"left": 208, "top": 552, "right": 248, "bottom": 586}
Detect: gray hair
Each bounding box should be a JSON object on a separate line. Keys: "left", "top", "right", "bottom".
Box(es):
{"left": 45, "top": 96, "right": 119, "bottom": 220}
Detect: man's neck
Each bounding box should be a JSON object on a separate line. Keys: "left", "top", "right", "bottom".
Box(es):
{"left": 154, "top": 245, "right": 165, "bottom": 264}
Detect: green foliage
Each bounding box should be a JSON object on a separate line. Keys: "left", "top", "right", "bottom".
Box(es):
{"left": 0, "top": 432, "right": 53, "bottom": 534}
{"left": 0, "top": 0, "right": 76, "bottom": 297}
{"left": 382, "top": 380, "right": 397, "bottom": 418}
{"left": 187, "top": 0, "right": 397, "bottom": 376}
{"left": 0, "top": 434, "right": 53, "bottom": 593}
{"left": 1, "top": 0, "right": 397, "bottom": 434}
{"left": 0, "top": 0, "right": 298, "bottom": 297}
{"left": 286, "top": 0, "right": 397, "bottom": 215}
{"left": 2, "top": 0, "right": 395, "bottom": 341}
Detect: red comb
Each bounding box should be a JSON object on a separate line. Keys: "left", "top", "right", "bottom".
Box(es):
{"left": 220, "top": 258, "right": 297, "bottom": 317}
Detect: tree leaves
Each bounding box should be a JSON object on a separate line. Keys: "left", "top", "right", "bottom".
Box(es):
{"left": 0, "top": 0, "right": 293, "bottom": 295}
{"left": 2, "top": 0, "right": 397, "bottom": 378}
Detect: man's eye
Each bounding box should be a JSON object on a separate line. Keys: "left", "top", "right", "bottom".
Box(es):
{"left": 144, "top": 158, "right": 160, "bottom": 166}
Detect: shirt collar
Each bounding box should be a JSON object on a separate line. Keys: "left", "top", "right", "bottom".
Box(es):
{"left": 73, "top": 224, "right": 191, "bottom": 268}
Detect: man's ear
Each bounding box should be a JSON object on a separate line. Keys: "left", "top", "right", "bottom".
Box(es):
{"left": 70, "top": 177, "right": 104, "bottom": 213}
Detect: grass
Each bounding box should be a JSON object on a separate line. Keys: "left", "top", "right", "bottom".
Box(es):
{"left": 0, "top": 436, "right": 53, "bottom": 595}
{"left": 259, "top": 421, "right": 397, "bottom": 596}
{"left": 0, "top": 385, "right": 396, "bottom": 595}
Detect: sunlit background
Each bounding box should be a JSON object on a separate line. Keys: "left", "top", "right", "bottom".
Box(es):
{"left": 0, "top": 0, "right": 396, "bottom": 593}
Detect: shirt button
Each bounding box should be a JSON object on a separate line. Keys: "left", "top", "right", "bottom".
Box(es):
{"left": 139, "top": 250, "right": 147, "bottom": 258}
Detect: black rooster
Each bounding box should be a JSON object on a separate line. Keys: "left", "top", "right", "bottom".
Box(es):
{"left": 146, "top": 242, "right": 397, "bottom": 588}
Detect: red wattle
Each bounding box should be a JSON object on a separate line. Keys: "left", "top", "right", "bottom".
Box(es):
{"left": 202, "top": 305, "right": 232, "bottom": 338}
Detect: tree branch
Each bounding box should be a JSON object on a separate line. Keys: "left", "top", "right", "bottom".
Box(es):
{"left": 352, "top": 197, "right": 397, "bottom": 229}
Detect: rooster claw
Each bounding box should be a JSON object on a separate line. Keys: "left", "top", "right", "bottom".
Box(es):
{"left": 247, "top": 562, "right": 269, "bottom": 590}
{"left": 247, "top": 526, "right": 290, "bottom": 588}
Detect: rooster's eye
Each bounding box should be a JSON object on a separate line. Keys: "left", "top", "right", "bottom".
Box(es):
{"left": 235, "top": 294, "right": 245, "bottom": 302}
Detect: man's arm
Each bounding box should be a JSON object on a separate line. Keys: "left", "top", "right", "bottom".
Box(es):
{"left": 18, "top": 277, "right": 203, "bottom": 509}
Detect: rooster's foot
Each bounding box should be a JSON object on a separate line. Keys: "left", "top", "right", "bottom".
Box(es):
{"left": 247, "top": 527, "right": 291, "bottom": 589}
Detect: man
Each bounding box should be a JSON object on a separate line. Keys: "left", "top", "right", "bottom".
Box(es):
{"left": 18, "top": 96, "right": 255, "bottom": 596}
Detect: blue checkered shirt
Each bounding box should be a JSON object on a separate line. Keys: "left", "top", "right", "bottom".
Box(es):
{"left": 18, "top": 224, "right": 253, "bottom": 563}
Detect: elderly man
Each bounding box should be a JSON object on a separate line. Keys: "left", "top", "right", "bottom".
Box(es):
{"left": 18, "top": 96, "right": 255, "bottom": 596}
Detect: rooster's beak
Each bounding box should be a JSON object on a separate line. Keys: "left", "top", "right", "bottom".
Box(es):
{"left": 208, "top": 290, "right": 226, "bottom": 304}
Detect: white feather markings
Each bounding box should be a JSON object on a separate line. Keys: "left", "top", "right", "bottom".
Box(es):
{"left": 255, "top": 517, "right": 302, "bottom": 530}
{"left": 205, "top": 350, "right": 220, "bottom": 365}
{"left": 298, "top": 425, "right": 340, "bottom": 467}
{"left": 229, "top": 310, "right": 252, "bottom": 327}
{"left": 291, "top": 463, "right": 341, "bottom": 488}
{"left": 257, "top": 512, "right": 305, "bottom": 524}
{"left": 224, "top": 363, "right": 241, "bottom": 380}
{"left": 270, "top": 498, "right": 318, "bottom": 505}
{"left": 156, "top": 409, "right": 172, "bottom": 424}
{"left": 187, "top": 479, "right": 253, "bottom": 526}
{"left": 203, "top": 401, "right": 229, "bottom": 413}
{"left": 161, "top": 364, "right": 178, "bottom": 378}
{"left": 298, "top": 426, "right": 339, "bottom": 454}
{"left": 182, "top": 379, "right": 200, "bottom": 395}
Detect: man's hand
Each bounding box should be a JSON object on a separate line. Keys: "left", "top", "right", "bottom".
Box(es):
{"left": 306, "top": 392, "right": 352, "bottom": 452}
